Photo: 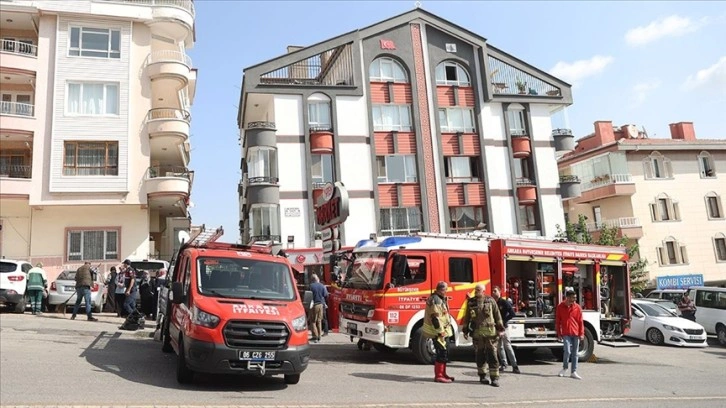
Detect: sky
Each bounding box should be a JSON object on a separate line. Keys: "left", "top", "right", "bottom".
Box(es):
{"left": 187, "top": 1, "right": 726, "bottom": 242}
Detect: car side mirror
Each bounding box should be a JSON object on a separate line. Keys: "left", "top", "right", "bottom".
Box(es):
{"left": 633, "top": 310, "right": 644, "bottom": 318}
{"left": 171, "top": 281, "right": 185, "bottom": 304}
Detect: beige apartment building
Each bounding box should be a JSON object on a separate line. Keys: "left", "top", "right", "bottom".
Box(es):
{"left": 0, "top": 0, "right": 196, "bottom": 276}
{"left": 558, "top": 121, "right": 726, "bottom": 285}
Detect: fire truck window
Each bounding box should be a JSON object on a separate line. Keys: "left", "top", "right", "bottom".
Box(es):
{"left": 401, "top": 257, "right": 426, "bottom": 286}
{"left": 449, "top": 257, "right": 473, "bottom": 283}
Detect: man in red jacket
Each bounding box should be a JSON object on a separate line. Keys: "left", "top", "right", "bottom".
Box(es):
{"left": 555, "top": 289, "right": 584, "bottom": 379}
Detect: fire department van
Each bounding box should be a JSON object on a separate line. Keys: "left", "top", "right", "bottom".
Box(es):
{"left": 159, "top": 227, "right": 310, "bottom": 384}
{"left": 336, "top": 232, "right": 633, "bottom": 364}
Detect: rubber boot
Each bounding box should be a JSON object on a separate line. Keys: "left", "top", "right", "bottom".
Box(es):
{"left": 434, "top": 362, "right": 452, "bottom": 383}
{"left": 442, "top": 363, "right": 455, "bottom": 382}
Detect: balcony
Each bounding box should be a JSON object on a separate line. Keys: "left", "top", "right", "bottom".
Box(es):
{"left": 310, "top": 126, "right": 334, "bottom": 154}
{"left": 0, "top": 39, "right": 38, "bottom": 73}
{"left": 511, "top": 133, "right": 531, "bottom": 158}
{"left": 144, "top": 165, "right": 193, "bottom": 217}
{"left": 99, "top": 0, "right": 195, "bottom": 40}
{"left": 559, "top": 175, "right": 581, "bottom": 200}
{"left": 0, "top": 164, "right": 32, "bottom": 198}
{"left": 0, "top": 102, "right": 36, "bottom": 134}
{"left": 516, "top": 178, "right": 537, "bottom": 206}
{"left": 146, "top": 108, "right": 190, "bottom": 163}
{"left": 146, "top": 50, "right": 193, "bottom": 88}
{"left": 552, "top": 128, "right": 575, "bottom": 152}
{"left": 587, "top": 217, "right": 643, "bottom": 240}
{"left": 574, "top": 174, "right": 635, "bottom": 204}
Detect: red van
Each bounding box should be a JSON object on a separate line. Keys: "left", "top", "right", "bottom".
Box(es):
{"left": 160, "top": 228, "right": 310, "bottom": 384}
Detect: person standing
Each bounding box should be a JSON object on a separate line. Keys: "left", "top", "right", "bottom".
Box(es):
{"left": 423, "top": 281, "right": 455, "bottom": 383}
{"left": 71, "top": 262, "right": 98, "bottom": 321}
{"left": 493, "top": 286, "right": 520, "bottom": 374}
{"left": 308, "top": 274, "right": 328, "bottom": 343}
{"left": 104, "top": 266, "right": 118, "bottom": 313}
{"left": 121, "top": 259, "right": 138, "bottom": 317}
{"left": 677, "top": 293, "right": 696, "bottom": 321}
{"left": 114, "top": 266, "right": 127, "bottom": 317}
{"left": 26, "top": 263, "right": 48, "bottom": 315}
{"left": 556, "top": 289, "right": 584, "bottom": 379}
{"left": 462, "top": 283, "right": 504, "bottom": 387}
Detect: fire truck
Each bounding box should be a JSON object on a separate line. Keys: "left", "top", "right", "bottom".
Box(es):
{"left": 336, "top": 231, "right": 633, "bottom": 364}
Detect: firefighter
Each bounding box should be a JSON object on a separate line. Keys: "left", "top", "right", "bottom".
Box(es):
{"left": 462, "top": 283, "right": 504, "bottom": 387}
{"left": 423, "top": 281, "right": 455, "bottom": 383}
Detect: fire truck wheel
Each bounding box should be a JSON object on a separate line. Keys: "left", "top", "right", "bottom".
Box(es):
{"left": 373, "top": 343, "right": 398, "bottom": 354}
{"left": 284, "top": 374, "right": 300, "bottom": 384}
{"left": 646, "top": 328, "right": 664, "bottom": 346}
{"left": 578, "top": 329, "right": 595, "bottom": 361}
{"left": 176, "top": 336, "right": 195, "bottom": 384}
{"left": 411, "top": 327, "right": 435, "bottom": 365}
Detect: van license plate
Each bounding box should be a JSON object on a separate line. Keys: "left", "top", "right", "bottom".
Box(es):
{"left": 347, "top": 322, "right": 357, "bottom": 333}
{"left": 239, "top": 351, "right": 276, "bottom": 361}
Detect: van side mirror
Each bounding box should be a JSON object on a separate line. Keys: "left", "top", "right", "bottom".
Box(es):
{"left": 171, "top": 281, "right": 185, "bottom": 304}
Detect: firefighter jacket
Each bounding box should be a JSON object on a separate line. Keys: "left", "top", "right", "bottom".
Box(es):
{"left": 423, "top": 293, "right": 453, "bottom": 339}
{"left": 462, "top": 295, "right": 504, "bottom": 338}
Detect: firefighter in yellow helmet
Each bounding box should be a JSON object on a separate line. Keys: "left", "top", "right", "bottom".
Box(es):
{"left": 423, "top": 281, "right": 455, "bottom": 383}
{"left": 462, "top": 283, "right": 504, "bottom": 386}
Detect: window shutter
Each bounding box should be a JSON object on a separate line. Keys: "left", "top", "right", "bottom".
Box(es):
{"left": 649, "top": 203, "right": 657, "bottom": 221}
{"left": 657, "top": 247, "right": 666, "bottom": 265}
{"left": 643, "top": 159, "right": 653, "bottom": 179}
{"left": 672, "top": 201, "right": 681, "bottom": 221}
{"left": 664, "top": 159, "right": 674, "bottom": 178}
{"left": 680, "top": 245, "right": 689, "bottom": 264}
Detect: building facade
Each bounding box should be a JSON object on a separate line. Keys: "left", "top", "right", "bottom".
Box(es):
{"left": 237, "top": 9, "right": 576, "bottom": 253}
{"left": 0, "top": 0, "right": 196, "bottom": 276}
{"left": 558, "top": 121, "right": 726, "bottom": 285}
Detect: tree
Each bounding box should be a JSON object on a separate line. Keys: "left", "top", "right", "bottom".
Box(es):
{"left": 556, "top": 216, "right": 649, "bottom": 293}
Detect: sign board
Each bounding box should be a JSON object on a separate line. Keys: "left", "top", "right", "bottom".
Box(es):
{"left": 284, "top": 207, "right": 301, "bottom": 217}
{"left": 656, "top": 274, "right": 704, "bottom": 290}
{"left": 320, "top": 227, "right": 338, "bottom": 242}
{"left": 315, "top": 182, "right": 349, "bottom": 230}
{"left": 322, "top": 240, "right": 341, "bottom": 253}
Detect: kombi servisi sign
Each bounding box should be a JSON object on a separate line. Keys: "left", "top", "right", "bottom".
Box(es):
{"left": 656, "top": 274, "right": 704, "bottom": 290}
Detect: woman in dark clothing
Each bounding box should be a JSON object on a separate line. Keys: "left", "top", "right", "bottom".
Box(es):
{"left": 104, "top": 267, "right": 118, "bottom": 313}
{"left": 139, "top": 271, "right": 155, "bottom": 318}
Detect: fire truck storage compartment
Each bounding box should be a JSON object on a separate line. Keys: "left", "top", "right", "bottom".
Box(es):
{"left": 562, "top": 262, "right": 597, "bottom": 311}
{"left": 599, "top": 263, "right": 628, "bottom": 318}
{"left": 505, "top": 260, "right": 557, "bottom": 318}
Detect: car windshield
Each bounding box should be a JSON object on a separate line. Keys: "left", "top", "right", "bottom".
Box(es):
{"left": 342, "top": 251, "right": 387, "bottom": 290}
{"left": 638, "top": 302, "right": 674, "bottom": 317}
{"left": 197, "top": 256, "right": 295, "bottom": 301}
{"left": 0, "top": 262, "right": 18, "bottom": 273}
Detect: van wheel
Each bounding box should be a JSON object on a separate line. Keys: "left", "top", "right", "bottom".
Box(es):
{"left": 373, "top": 343, "right": 398, "bottom": 353}
{"left": 578, "top": 329, "right": 595, "bottom": 361}
{"left": 284, "top": 374, "right": 300, "bottom": 384}
{"left": 13, "top": 299, "right": 26, "bottom": 314}
{"left": 176, "top": 337, "right": 194, "bottom": 384}
{"left": 411, "top": 327, "right": 435, "bottom": 365}
{"left": 716, "top": 324, "right": 726, "bottom": 346}
{"left": 161, "top": 317, "right": 173, "bottom": 353}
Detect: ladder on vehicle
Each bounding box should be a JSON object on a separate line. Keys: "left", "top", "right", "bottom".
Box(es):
{"left": 415, "top": 231, "right": 554, "bottom": 242}
{"left": 188, "top": 225, "right": 224, "bottom": 247}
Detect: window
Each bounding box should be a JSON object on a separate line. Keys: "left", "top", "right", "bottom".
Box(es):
{"left": 369, "top": 57, "right": 408, "bottom": 82}
{"left": 246, "top": 147, "right": 278, "bottom": 183}
{"left": 435, "top": 61, "right": 471, "bottom": 86}
{"left": 706, "top": 193, "right": 724, "bottom": 219}
{"left": 698, "top": 151, "right": 716, "bottom": 178}
{"left": 694, "top": 289, "right": 726, "bottom": 311}
{"left": 63, "top": 141, "right": 118, "bottom": 176}
{"left": 67, "top": 229, "right": 118, "bottom": 261}
{"left": 67, "top": 82, "right": 119, "bottom": 115}
{"left": 308, "top": 94, "right": 331, "bottom": 130}
{"left": 377, "top": 155, "right": 417, "bottom": 183}
{"left": 372, "top": 105, "right": 412, "bottom": 131}
{"left": 713, "top": 233, "right": 726, "bottom": 262}
{"left": 506, "top": 108, "right": 527, "bottom": 136}
{"left": 643, "top": 152, "right": 673, "bottom": 179}
{"left": 311, "top": 154, "right": 334, "bottom": 185}
{"left": 449, "top": 257, "right": 474, "bottom": 283}
{"left": 69, "top": 27, "right": 120, "bottom": 58}
{"left": 249, "top": 204, "right": 280, "bottom": 241}
{"left": 649, "top": 194, "right": 680, "bottom": 222}
{"left": 656, "top": 237, "right": 688, "bottom": 266}
{"left": 380, "top": 207, "right": 422, "bottom": 236}
{"left": 445, "top": 156, "right": 479, "bottom": 182}
{"left": 438, "top": 108, "right": 475, "bottom": 133}
{"left": 450, "top": 206, "right": 484, "bottom": 233}
{"left": 518, "top": 205, "right": 537, "bottom": 231}
{"left": 514, "top": 158, "right": 531, "bottom": 180}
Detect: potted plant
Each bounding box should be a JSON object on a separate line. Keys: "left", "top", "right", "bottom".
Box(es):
{"left": 516, "top": 78, "right": 527, "bottom": 94}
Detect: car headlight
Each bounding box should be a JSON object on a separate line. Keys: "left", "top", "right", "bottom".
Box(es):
{"left": 662, "top": 324, "right": 682, "bottom": 332}
{"left": 292, "top": 315, "right": 307, "bottom": 332}
{"left": 191, "top": 305, "right": 220, "bottom": 329}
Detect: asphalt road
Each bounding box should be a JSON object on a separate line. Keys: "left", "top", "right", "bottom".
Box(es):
{"left": 1, "top": 312, "right": 725, "bottom": 408}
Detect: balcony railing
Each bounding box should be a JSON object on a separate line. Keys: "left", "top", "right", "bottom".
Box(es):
{"left": 0, "top": 102, "right": 34, "bottom": 117}
{"left": 582, "top": 173, "right": 632, "bottom": 191}
{"left": 0, "top": 164, "right": 32, "bottom": 178}
{"left": 1, "top": 39, "right": 37, "bottom": 57}
{"left": 586, "top": 217, "right": 641, "bottom": 232}
{"left": 96, "top": 0, "right": 195, "bottom": 17}
{"left": 515, "top": 178, "right": 536, "bottom": 186}
{"left": 249, "top": 235, "right": 282, "bottom": 243}
{"left": 559, "top": 175, "right": 581, "bottom": 183}
{"left": 146, "top": 108, "right": 191, "bottom": 122}
{"left": 146, "top": 50, "right": 192, "bottom": 67}
{"left": 146, "top": 165, "right": 193, "bottom": 180}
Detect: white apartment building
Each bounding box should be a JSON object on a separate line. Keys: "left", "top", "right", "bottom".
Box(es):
{"left": 0, "top": 0, "right": 196, "bottom": 277}
{"left": 559, "top": 121, "right": 726, "bottom": 285}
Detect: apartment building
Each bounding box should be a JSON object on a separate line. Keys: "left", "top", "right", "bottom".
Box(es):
{"left": 558, "top": 121, "right": 726, "bottom": 285}
{"left": 236, "top": 8, "right": 576, "bottom": 269}
{"left": 0, "top": 0, "right": 196, "bottom": 276}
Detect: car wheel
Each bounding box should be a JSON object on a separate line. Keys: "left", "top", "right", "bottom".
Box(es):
{"left": 578, "top": 329, "right": 595, "bottom": 361}
{"left": 372, "top": 343, "right": 398, "bottom": 353}
{"left": 176, "top": 336, "right": 194, "bottom": 384}
{"left": 161, "top": 316, "right": 173, "bottom": 353}
{"left": 716, "top": 324, "right": 726, "bottom": 346}
{"left": 411, "top": 326, "right": 435, "bottom": 365}
{"left": 284, "top": 374, "right": 300, "bottom": 384}
{"left": 647, "top": 328, "right": 664, "bottom": 345}
{"left": 13, "top": 299, "right": 26, "bottom": 314}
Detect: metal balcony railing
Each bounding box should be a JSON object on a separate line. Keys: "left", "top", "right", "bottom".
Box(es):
{"left": 146, "top": 108, "right": 191, "bottom": 122}
{"left": 0, "top": 164, "right": 32, "bottom": 178}
{"left": 581, "top": 173, "right": 633, "bottom": 191}
{"left": 95, "top": 0, "right": 195, "bottom": 17}
{"left": 586, "top": 217, "right": 641, "bottom": 232}
{"left": 552, "top": 128, "right": 573, "bottom": 137}
{"left": 146, "top": 165, "right": 193, "bottom": 180}
{"left": 515, "top": 178, "right": 536, "bottom": 186}
{"left": 559, "top": 175, "right": 581, "bottom": 183}
{"left": 0, "top": 102, "right": 34, "bottom": 116}
{"left": 1, "top": 39, "right": 37, "bottom": 56}
{"left": 146, "top": 50, "right": 192, "bottom": 67}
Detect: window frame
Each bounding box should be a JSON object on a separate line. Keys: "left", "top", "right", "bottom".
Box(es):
{"left": 448, "top": 257, "right": 474, "bottom": 284}
{"left": 705, "top": 193, "right": 724, "bottom": 220}
{"left": 435, "top": 61, "right": 471, "bottom": 86}
{"left": 376, "top": 154, "right": 417, "bottom": 183}
{"left": 66, "top": 228, "right": 120, "bottom": 262}
{"left": 307, "top": 100, "right": 332, "bottom": 131}
{"left": 249, "top": 203, "right": 281, "bottom": 241}
{"left": 643, "top": 152, "right": 673, "bottom": 180}
{"left": 656, "top": 237, "right": 689, "bottom": 266}
{"left": 369, "top": 57, "right": 408, "bottom": 83}
{"left": 372, "top": 104, "right": 412, "bottom": 132}
{"left": 311, "top": 154, "right": 334, "bottom": 185}
{"left": 506, "top": 109, "right": 527, "bottom": 136}
{"left": 698, "top": 151, "right": 716, "bottom": 178}
{"left": 444, "top": 156, "right": 479, "bottom": 182}
{"left": 518, "top": 205, "right": 538, "bottom": 231}
{"left": 379, "top": 207, "right": 422, "bottom": 236}
{"left": 66, "top": 82, "right": 120, "bottom": 116}
{"left": 438, "top": 107, "right": 476, "bottom": 133}
{"left": 62, "top": 141, "right": 119, "bottom": 176}
{"left": 246, "top": 146, "right": 278, "bottom": 184}
{"left": 68, "top": 26, "right": 121, "bottom": 59}
{"left": 713, "top": 234, "right": 726, "bottom": 263}
{"left": 649, "top": 194, "right": 681, "bottom": 222}
{"left": 449, "top": 206, "right": 484, "bottom": 233}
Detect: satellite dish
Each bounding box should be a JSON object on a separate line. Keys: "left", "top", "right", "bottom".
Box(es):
{"left": 627, "top": 125, "right": 638, "bottom": 138}
{"left": 178, "top": 230, "right": 191, "bottom": 245}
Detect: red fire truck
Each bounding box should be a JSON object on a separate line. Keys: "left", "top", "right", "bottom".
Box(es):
{"left": 336, "top": 232, "right": 633, "bottom": 364}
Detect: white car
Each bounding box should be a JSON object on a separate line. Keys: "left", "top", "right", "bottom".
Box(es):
{"left": 48, "top": 269, "right": 107, "bottom": 313}
{"left": 628, "top": 299, "right": 707, "bottom": 347}
{"left": 0, "top": 260, "right": 32, "bottom": 313}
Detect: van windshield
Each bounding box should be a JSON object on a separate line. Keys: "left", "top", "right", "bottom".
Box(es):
{"left": 130, "top": 261, "right": 167, "bottom": 277}
{"left": 196, "top": 257, "right": 295, "bottom": 301}
{"left": 343, "top": 251, "right": 387, "bottom": 290}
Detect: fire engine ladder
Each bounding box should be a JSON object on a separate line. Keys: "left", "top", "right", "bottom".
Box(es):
{"left": 188, "top": 225, "right": 224, "bottom": 247}
{"left": 416, "top": 231, "right": 554, "bottom": 242}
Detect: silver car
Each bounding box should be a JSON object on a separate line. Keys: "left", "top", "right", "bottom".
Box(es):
{"left": 48, "top": 270, "right": 107, "bottom": 313}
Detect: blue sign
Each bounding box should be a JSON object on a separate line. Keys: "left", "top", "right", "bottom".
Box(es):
{"left": 656, "top": 274, "right": 704, "bottom": 290}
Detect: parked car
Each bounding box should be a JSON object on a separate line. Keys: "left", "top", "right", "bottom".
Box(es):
{"left": 650, "top": 298, "right": 679, "bottom": 315}
{"left": 687, "top": 286, "right": 726, "bottom": 346}
{"left": 645, "top": 289, "right": 686, "bottom": 303}
{"left": 0, "top": 260, "right": 31, "bottom": 313}
{"left": 628, "top": 299, "right": 707, "bottom": 347}
{"left": 48, "top": 269, "right": 107, "bottom": 313}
